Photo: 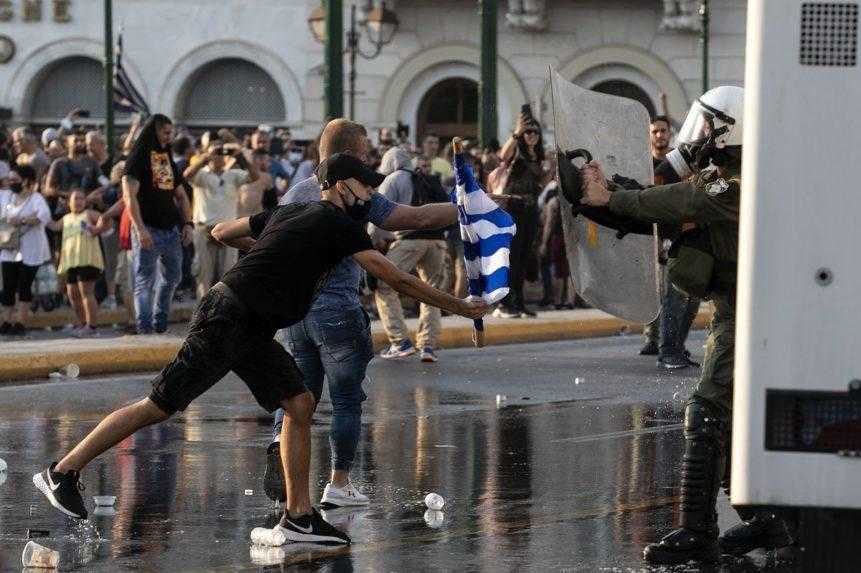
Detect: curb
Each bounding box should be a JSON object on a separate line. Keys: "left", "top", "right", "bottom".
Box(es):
{"left": 0, "top": 311, "right": 711, "bottom": 383}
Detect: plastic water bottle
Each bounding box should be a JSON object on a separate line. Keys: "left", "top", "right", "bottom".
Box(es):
{"left": 423, "top": 509, "right": 445, "bottom": 529}
{"left": 250, "top": 527, "right": 287, "bottom": 547}
{"left": 424, "top": 492, "right": 445, "bottom": 510}
{"left": 0, "top": 457, "right": 6, "bottom": 472}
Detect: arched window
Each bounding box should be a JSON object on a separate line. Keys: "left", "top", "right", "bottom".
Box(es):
{"left": 591, "top": 79, "right": 657, "bottom": 119}
{"left": 29, "top": 56, "right": 105, "bottom": 122}
{"left": 179, "top": 58, "right": 285, "bottom": 126}
{"left": 417, "top": 77, "right": 478, "bottom": 143}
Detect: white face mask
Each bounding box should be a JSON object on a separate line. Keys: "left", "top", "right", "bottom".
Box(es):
{"left": 288, "top": 151, "right": 303, "bottom": 163}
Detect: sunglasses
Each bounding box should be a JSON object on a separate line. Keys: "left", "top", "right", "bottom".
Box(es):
{"left": 523, "top": 129, "right": 540, "bottom": 136}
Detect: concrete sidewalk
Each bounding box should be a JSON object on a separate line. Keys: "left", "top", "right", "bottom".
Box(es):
{"left": 0, "top": 307, "right": 711, "bottom": 382}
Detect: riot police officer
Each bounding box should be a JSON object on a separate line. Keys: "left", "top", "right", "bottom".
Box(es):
{"left": 580, "top": 86, "right": 793, "bottom": 564}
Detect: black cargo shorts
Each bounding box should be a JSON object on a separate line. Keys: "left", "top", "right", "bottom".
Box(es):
{"left": 149, "top": 282, "right": 307, "bottom": 414}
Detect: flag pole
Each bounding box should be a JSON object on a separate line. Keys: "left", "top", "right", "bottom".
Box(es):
{"left": 452, "top": 137, "right": 486, "bottom": 348}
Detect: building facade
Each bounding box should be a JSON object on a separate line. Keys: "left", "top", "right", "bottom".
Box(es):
{"left": 0, "top": 0, "right": 747, "bottom": 142}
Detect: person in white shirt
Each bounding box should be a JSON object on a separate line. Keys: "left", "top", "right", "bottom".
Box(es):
{"left": 183, "top": 140, "right": 259, "bottom": 299}
{"left": 0, "top": 165, "right": 51, "bottom": 335}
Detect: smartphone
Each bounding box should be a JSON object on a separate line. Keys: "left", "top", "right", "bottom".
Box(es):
{"left": 78, "top": 110, "right": 91, "bottom": 118}
{"left": 521, "top": 104, "right": 533, "bottom": 118}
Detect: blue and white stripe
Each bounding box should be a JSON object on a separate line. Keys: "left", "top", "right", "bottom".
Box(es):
{"left": 453, "top": 154, "right": 516, "bottom": 304}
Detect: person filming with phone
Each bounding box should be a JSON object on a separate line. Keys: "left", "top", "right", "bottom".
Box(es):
{"left": 491, "top": 104, "right": 547, "bottom": 318}
{"left": 184, "top": 139, "right": 260, "bottom": 299}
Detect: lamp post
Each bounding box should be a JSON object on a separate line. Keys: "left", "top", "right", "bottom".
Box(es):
{"left": 700, "top": 0, "right": 710, "bottom": 94}
{"left": 309, "top": 2, "right": 399, "bottom": 120}
{"left": 479, "top": 0, "right": 498, "bottom": 148}
{"left": 104, "top": 0, "right": 115, "bottom": 158}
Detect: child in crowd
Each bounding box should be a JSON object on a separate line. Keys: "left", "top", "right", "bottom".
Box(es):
{"left": 48, "top": 189, "right": 108, "bottom": 337}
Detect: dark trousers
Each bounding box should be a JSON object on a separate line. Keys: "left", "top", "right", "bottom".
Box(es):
{"left": 502, "top": 206, "right": 537, "bottom": 310}
{"left": 1, "top": 261, "right": 40, "bottom": 306}
{"left": 658, "top": 284, "right": 700, "bottom": 359}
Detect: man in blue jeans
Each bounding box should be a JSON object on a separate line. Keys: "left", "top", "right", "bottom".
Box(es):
{"left": 264, "top": 119, "right": 462, "bottom": 507}
{"left": 123, "top": 114, "right": 192, "bottom": 334}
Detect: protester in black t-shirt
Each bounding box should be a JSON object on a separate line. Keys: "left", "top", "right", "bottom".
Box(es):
{"left": 122, "top": 114, "right": 192, "bottom": 333}
{"left": 33, "top": 153, "right": 488, "bottom": 546}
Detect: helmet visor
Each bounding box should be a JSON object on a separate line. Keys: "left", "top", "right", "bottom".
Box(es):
{"left": 677, "top": 98, "right": 736, "bottom": 145}
{"left": 676, "top": 101, "right": 716, "bottom": 145}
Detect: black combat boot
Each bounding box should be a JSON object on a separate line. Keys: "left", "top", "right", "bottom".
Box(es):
{"left": 719, "top": 509, "right": 794, "bottom": 556}
{"left": 644, "top": 400, "right": 727, "bottom": 565}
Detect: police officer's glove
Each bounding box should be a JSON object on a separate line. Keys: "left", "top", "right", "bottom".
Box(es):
{"left": 611, "top": 174, "right": 644, "bottom": 190}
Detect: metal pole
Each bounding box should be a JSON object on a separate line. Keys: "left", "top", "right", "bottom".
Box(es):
{"left": 348, "top": 4, "right": 357, "bottom": 120}
{"left": 700, "top": 0, "right": 710, "bottom": 94}
{"left": 104, "top": 0, "right": 115, "bottom": 158}
{"left": 324, "top": 0, "right": 344, "bottom": 120}
{"left": 479, "top": 0, "right": 498, "bottom": 147}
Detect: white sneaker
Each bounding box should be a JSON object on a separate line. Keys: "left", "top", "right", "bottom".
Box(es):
{"left": 320, "top": 482, "right": 369, "bottom": 508}
{"left": 103, "top": 295, "right": 118, "bottom": 311}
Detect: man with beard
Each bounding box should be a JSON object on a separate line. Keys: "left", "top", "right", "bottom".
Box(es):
{"left": 639, "top": 116, "right": 701, "bottom": 369}
{"left": 121, "top": 114, "right": 192, "bottom": 334}
{"left": 45, "top": 133, "right": 103, "bottom": 198}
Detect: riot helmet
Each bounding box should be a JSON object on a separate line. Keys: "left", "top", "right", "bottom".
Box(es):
{"left": 666, "top": 85, "right": 744, "bottom": 178}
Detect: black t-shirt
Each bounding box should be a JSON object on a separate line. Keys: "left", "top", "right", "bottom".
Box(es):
{"left": 221, "top": 201, "right": 373, "bottom": 331}
{"left": 124, "top": 149, "right": 184, "bottom": 230}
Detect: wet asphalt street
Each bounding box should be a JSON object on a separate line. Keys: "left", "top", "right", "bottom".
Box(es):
{"left": 0, "top": 333, "right": 792, "bottom": 572}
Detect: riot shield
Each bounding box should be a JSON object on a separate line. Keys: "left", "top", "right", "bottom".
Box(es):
{"left": 550, "top": 67, "right": 660, "bottom": 323}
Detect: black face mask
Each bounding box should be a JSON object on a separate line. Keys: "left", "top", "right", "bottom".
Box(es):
{"left": 8, "top": 182, "right": 23, "bottom": 194}
{"left": 342, "top": 184, "right": 372, "bottom": 221}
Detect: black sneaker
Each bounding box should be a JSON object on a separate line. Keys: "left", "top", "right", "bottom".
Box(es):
{"left": 9, "top": 322, "right": 26, "bottom": 336}
{"left": 274, "top": 508, "right": 351, "bottom": 545}
{"left": 263, "top": 441, "right": 286, "bottom": 503}
{"left": 643, "top": 527, "right": 719, "bottom": 564}
{"left": 33, "top": 462, "right": 88, "bottom": 519}
{"left": 639, "top": 340, "right": 659, "bottom": 355}
{"left": 656, "top": 354, "right": 694, "bottom": 370}
{"left": 0, "top": 321, "right": 11, "bottom": 334}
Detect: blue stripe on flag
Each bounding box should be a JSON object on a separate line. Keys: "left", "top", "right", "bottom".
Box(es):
{"left": 462, "top": 233, "right": 511, "bottom": 261}
{"left": 468, "top": 266, "right": 511, "bottom": 298}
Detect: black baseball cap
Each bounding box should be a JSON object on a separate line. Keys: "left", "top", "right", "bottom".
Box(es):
{"left": 316, "top": 153, "right": 385, "bottom": 189}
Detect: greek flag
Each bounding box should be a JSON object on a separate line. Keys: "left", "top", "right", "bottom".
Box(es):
{"left": 453, "top": 152, "right": 516, "bottom": 305}
{"left": 113, "top": 30, "right": 150, "bottom": 116}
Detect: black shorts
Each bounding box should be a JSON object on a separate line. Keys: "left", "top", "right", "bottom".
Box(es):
{"left": 66, "top": 266, "right": 102, "bottom": 284}
{"left": 149, "top": 283, "right": 306, "bottom": 414}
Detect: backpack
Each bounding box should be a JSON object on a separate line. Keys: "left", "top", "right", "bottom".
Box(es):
{"left": 398, "top": 169, "right": 450, "bottom": 240}
{"left": 405, "top": 169, "right": 450, "bottom": 207}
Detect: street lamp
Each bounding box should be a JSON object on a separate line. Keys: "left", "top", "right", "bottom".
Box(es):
{"left": 308, "top": 2, "right": 399, "bottom": 120}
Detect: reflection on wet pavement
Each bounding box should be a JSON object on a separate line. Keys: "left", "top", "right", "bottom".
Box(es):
{"left": 0, "top": 335, "right": 794, "bottom": 571}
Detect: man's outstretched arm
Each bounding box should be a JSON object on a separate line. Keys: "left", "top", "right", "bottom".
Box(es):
{"left": 353, "top": 249, "right": 488, "bottom": 319}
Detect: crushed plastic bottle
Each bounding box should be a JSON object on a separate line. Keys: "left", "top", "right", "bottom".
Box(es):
{"left": 250, "top": 527, "right": 287, "bottom": 547}
{"left": 244, "top": 489, "right": 253, "bottom": 496}
{"left": 48, "top": 363, "right": 80, "bottom": 379}
{"left": 424, "top": 492, "right": 445, "bottom": 510}
{"left": 0, "top": 457, "right": 6, "bottom": 472}
{"left": 495, "top": 394, "right": 507, "bottom": 407}
{"left": 22, "top": 540, "right": 59, "bottom": 568}
{"left": 92, "top": 496, "right": 116, "bottom": 507}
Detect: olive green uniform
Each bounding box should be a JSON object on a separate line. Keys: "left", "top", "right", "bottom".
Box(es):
{"left": 608, "top": 169, "right": 739, "bottom": 415}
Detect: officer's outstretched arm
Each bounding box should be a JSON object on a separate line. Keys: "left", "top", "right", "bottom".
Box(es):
{"left": 608, "top": 181, "right": 739, "bottom": 226}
